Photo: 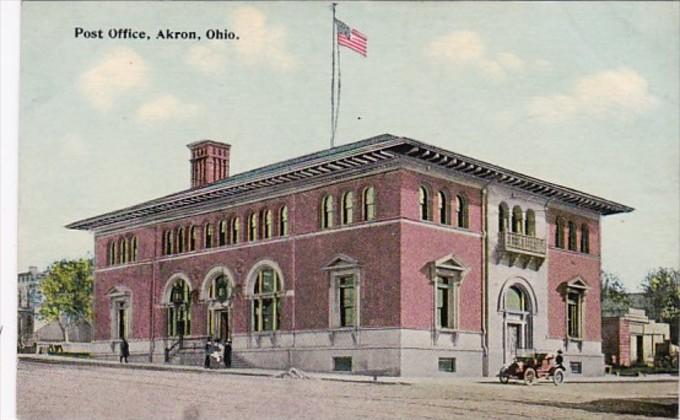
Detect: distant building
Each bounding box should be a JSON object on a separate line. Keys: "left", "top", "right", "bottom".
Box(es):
{"left": 17, "top": 266, "right": 45, "bottom": 347}
{"left": 602, "top": 308, "right": 671, "bottom": 366}
{"left": 67, "top": 134, "right": 632, "bottom": 376}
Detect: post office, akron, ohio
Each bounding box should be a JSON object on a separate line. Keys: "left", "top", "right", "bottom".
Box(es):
{"left": 68, "top": 134, "right": 632, "bottom": 376}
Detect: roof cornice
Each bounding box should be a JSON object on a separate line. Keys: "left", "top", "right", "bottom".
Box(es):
{"left": 67, "top": 134, "right": 632, "bottom": 231}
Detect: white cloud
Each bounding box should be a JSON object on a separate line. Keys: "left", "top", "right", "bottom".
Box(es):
{"left": 527, "top": 68, "right": 658, "bottom": 122}
{"left": 185, "top": 6, "right": 295, "bottom": 74}
{"left": 425, "top": 31, "right": 536, "bottom": 81}
{"left": 79, "top": 47, "right": 148, "bottom": 110}
{"left": 136, "top": 94, "right": 199, "bottom": 123}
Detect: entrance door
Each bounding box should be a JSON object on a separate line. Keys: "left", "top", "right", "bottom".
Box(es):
{"left": 507, "top": 324, "right": 520, "bottom": 358}
{"left": 636, "top": 335, "right": 644, "bottom": 364}
{"left": 219, "top": 311, "right": 229, "bottom": 341}
{"left": 118, "top": 308, "right": 126, "bottom": 339}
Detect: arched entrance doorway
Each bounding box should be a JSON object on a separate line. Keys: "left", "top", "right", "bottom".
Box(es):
{"left": 163, "top": 276, "right": 192, "bottom": 338}
{"left": 202, "top": 267, "right": 234, "bottom": 341}
{"left": 500, "top": 282, "right": 535, "bottom": 363}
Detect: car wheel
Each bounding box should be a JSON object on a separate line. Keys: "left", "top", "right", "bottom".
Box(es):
{"left": 499, "top": 367, "right": 510, "bottom": 384}
{"left": 523, "top": 367, "right": 537, "bottom": 386}
{"left": 552, "top": 369, "right": 565, "bottom": 385}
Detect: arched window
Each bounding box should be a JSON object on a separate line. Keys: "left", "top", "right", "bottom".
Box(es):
{"left": 438, "top": 191, "right": 449, "bottom": 225}
{"left": 498, "top": 203, "right": 509, "bottom": 232}
{"left": 279, "top": 206, "right": 289, "bottom": 236}
{"left": 505, "top": 286, "right": 528, "bottom": 312}
{"left": 512, "top": 206, "right": 523, "bottom": 234}
{"left": 167, "top": 278, "right": 191, "bottom": 337}
{"left": 261, "top": 210, "right": 273, "bottom": 239}
{"left": 341, "top": 192, "right": 354, "bottom": 225}
{"left": 456, "top": 195, "right": 469, "bottom": 228}
{"left": 321, "top": 195, "right": 334, "bottom": 229}
{"left": 163, "top": 230, "right": 174, "bottom": 255}
{"left": 188, "top": 226, "right": 197, "bottom": 251}
{"left": 119, "top": 238, "right": 127, "bottom": 264}
{"left": 419, "top": 186, "right": 430, "bottom": 221}
{"left": 524, "top": 210, "right": 536, "bottom": 237}
{"left": 204, "top": 223, "right": 214, "bottom": 249}
{"left": 131, "top": 236, "right": 138, "bottom": 262}
{"left": 206, "top": 273, "right": 232, "bottom": 340}
{"left": 218, "top": 220, "right": 227, "bottom": 246}
{"left": 555, "top": 217, "right": 565, "bottom": 249}
{"left": 580, "top": 224, "right": 590, "bottom": 254}
{"left": 362, "top": 187, "right": 376, "bottom": 221}
{"left": 247, "top": 213, "right": 258, "bottom": 241}
{"left": 568, "top": 221, "right": 577, "bottom": 251}
{"left": 176, "top": 227, "right": 185, "bottom": 253}
{"left": 230, "top": 217, "right": 240, "bottom": 244}
{"left": 503, "top": 285, "right": 533, "bottom": 352}
{"left": 251, "top": 267, "right": 282, "bottom": 331}
{"left": 108, "top": 241, "right": 116, "bottom": 265}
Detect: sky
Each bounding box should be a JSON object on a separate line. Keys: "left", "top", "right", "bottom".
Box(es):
{"left": 18, "top": 1, "right": 679, "bottom": 292}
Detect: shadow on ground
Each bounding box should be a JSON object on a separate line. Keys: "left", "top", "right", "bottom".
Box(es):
{"left": 531, "top": 398, "right": 678, "bottom": 418}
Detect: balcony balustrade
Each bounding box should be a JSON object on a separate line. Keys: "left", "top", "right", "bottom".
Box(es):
{"left": 498, "top": 231, "right": 546, "bottom": 269}
{"left": 500, "top": 231, "right": 547, "bottom": 256}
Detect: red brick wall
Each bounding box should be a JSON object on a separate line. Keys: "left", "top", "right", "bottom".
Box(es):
{"left": 400, "top": 222, "right": 482, "bottom": 331}
{"left": 546, "top": 210, "right": 602, "bottom": 341}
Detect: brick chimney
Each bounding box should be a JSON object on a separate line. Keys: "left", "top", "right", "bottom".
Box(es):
{"left": 188, "top": 140, "right": 231, "bottom": 188}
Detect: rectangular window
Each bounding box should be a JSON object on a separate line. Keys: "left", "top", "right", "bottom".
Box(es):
{"left": 438, "top": 357, "right": 456, "bottom": 372}
{"left": 333, "top": 357, "right": 352, "bottom": 372}
{"left": 567, "top": 292, "right": 582, "bottom": 338}
{"left": 437, "top": 277, "right": 455, "bottom": 329}
{"left": 570, "top": 361, "right": 582, "bottom": 374}
{"left": 339, "top": 276, "right": 355, "bottom": 327}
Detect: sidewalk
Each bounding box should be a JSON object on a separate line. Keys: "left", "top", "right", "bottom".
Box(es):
{"left": 18, "top": 354, "right": 677, "bottom": 385}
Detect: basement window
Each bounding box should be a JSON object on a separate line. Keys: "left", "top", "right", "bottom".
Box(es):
{"left": 333, "top": 357, "right": 352, "bottom": 372}
{"left": 570, "top": 361, "right": 582, "bottom": 374}
{"left": 438, "top": 358, "right": 456, "bottom": 373}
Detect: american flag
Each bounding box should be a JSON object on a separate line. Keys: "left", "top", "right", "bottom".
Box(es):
{"left": 336, "top": 19, "right": 367, "bottom": 57}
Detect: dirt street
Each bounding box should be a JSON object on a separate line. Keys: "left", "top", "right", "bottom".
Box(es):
{"left": 17, "top": 361, "right": 678, "bottom": 419}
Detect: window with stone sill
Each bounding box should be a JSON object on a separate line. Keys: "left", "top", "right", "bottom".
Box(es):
{"left": 251, "top": 267, "right": 282, "bottom": 332}
{"left": 218, "top": 220, "right": 227, "bottom": 246}
{"left": 564, "top": 277, "right": 588, "bottom": 340}
{"left": 321, "top": 195, "right": 335, "bottom": 229}
{"left": 324, "top": 255, "right": 361, "bottom": 329}
{"left": 456, "top": 194, "right": 469, "bottom": 229}
{"left": 279, "top": 206, "right": 289, "bottom": 236}
{"left": 341, "top": 191, "right": 354, "bottom": 225}
{"left": 247, "top": 213, "right": 258, "bottom": 241}
{"left": 188, "top": 225, "right": 197, "bottom": 251}
{"left": 230, "top": 217, "right": 240, "bottom": 244}
{"left": 438, "top": 190, "right": 450, "bottom": 225}
{"left": 362, "top": 186, "right": 376, "bottom": 221}
{"left": 431, "top": 255, "right": 469, "bottom": 331}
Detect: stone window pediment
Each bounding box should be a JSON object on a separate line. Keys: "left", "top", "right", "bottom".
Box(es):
{"left": 322, "top": 254, "right": 360, "bottom": 272}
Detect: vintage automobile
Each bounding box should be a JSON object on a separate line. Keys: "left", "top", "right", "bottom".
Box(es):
{"left": 499, "top": 352, "right": 566, "bottom": 386}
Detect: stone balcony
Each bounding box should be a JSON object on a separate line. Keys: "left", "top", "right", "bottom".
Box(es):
{"left": 498, "top": 231, "right": 546, "bottom": 269}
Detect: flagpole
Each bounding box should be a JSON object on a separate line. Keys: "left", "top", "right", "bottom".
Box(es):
{"left": 330, "top": 3, "right": 337, "bottom": 148}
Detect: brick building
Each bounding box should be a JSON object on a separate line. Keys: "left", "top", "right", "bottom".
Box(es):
{"left": 67, "top": 134, "right": 632, "bottom": 376}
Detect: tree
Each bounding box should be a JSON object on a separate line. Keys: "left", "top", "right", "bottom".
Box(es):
{"left": 600, "top": 271, "right": 631, "bottom": 316}
{"left": 641, "top": 267, "right": 680, "bottom": 322}
{"left": 39, "top": 258, "right": 93, "bottom": 342}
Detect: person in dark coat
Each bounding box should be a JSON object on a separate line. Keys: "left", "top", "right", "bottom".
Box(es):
{"left": 224, "top": 339, "right": 232, "bottom": 368}
{"left": 555, "top": 349, "right": 564, "bottom": 369}
{"left": 204, "top": 337, "right": 213, "bottom": 369}
{"left": 120, "top": 338, "right": 130, "bottom": 363}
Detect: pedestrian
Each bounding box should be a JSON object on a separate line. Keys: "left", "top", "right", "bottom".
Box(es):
{"left": 204, "top": 337, "right": 213, "bottom": 369}
{"left": 555, "top": 349, "right": 564, "bottom": 369}
{"left": 224, "top": 339, "right": 232, "bottom": 368}
{"left": 120, "top": 338, "right": 130, "bottom": 364}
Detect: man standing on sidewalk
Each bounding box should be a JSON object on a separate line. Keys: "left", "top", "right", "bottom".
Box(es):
{"left": 224, "top": 339, "right": 232, "bottom": 368}
{"left": 119, "top": 338, "right": 129, "bottom": 364}
{"left": 204, "top": 337, "right": 213, "bottom": 369}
